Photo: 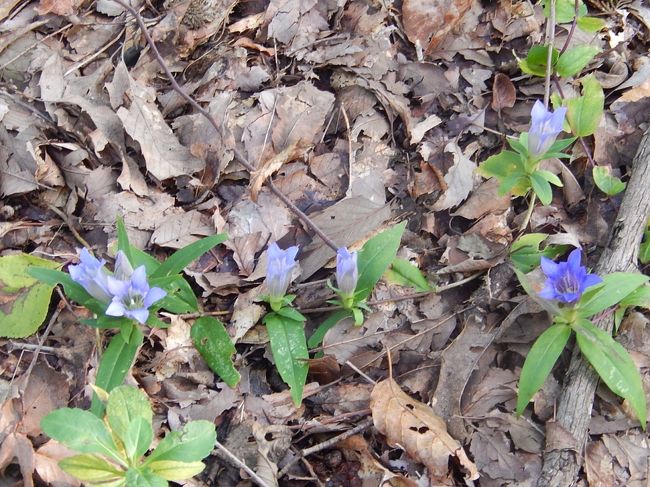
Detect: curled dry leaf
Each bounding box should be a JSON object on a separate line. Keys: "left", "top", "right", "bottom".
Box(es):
{"left": 491, "top": 73, "right": 517, "bottom": 112}
{"left": 370, "top": 378, "right": 479, "bottom": 483}
{"left": 249, "top": 140, "right": 308, "bottom": 201}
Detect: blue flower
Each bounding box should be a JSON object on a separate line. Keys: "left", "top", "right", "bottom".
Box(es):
{"left": 539, "top": 248, "right": 602, "bottom": 303}
{"left": 105, "top": 266, "right": 166, "bottom": 324}
{"left": 266, "top": 242, "right": 298, "bottom": 306}
{"left": 528, "top": 100, "right": 567, "bottom": 159}
{"left": 336, "top": 247, "right": 358, "bottom": 298}
{"left": 68, "top": 248, "right": 112, "bottom": 302}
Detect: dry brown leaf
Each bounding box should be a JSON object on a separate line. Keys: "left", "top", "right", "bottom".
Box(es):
{"left": 20, "top": 363, "right": 70, "bottom": 437}
{"left": 370, "top": 378, "right": 479, "bottom": 482}
{"left": 402, "top": 0, "right": 473, "bottom": 54}
{"left": 491, "top": 73, "right": 517, "bottom": 112}
{"left": 150, "top": 210, "right": 213, "bottom": 249}
{"left": 36, "top": 0, "right": 75, "bottom": 15}
{"left": 249, "top": 140, "right": 307, "bottom": 201}
{"left": 0, "top": 432, "right": 35, "bottom": 487}
{"left": 452, "top": 178, "right": 510, "bottom": 219}
{"left": 431, "top": 141, "right": 477, "bottom": 211}
{"left": 34, "top": 441, "right": 80, "bottom": 487}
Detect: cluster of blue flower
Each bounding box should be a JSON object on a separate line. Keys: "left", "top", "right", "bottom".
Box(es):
{"left": 266, "top": 243, "right": 358, "bottom": 305}
{"left": 69, "top": 249, "right": 166, "bottom": 324}
{"left": 528, "top": 100, "right": 567, "bottom": 160}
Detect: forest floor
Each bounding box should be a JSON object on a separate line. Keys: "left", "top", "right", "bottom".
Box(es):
{"left": 1, "top": 0, "right": 650, "bottom": 485}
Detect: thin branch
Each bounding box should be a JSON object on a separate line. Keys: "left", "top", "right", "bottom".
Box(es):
{"left": 558, "top": 0, "right": 581, "bottom": 56}
{"left": 277, "top": 418, "right": 374, "bottom": 478}
{"left": 544, "top": 0, "right": 556, "bottom": 109}
{"left": 112, "top": 0, "right": 338, "bottom": 252}
{"left": 214, "top": 441, "right": 274, "bottom": 487}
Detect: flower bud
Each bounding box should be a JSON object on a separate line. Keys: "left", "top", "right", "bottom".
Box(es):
{"left": 68, "top": 248, "right": 112, "bottom": 302}
{"left": 265, "top": 243, "right": 299, "bottom": 305}
{"left": 336, "top": 247, "right": 358, "bottom": 298}
{"left": 528, "top": 100, "right": 567, "bottom": 159}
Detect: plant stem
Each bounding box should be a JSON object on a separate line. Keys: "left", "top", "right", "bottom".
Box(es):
{"left": 544, "top": 0, "right": 556, "bottom": 109}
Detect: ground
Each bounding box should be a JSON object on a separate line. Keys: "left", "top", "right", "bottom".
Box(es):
{"left": 1, "top": 0, "right": 650, "bottom": 486}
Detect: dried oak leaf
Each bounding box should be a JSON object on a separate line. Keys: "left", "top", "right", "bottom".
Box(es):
{"left": 402, "top": 0, "right": 473, "bottom": 53}
{"left": 370, "top": 378, "right": 479, "bottom": 483}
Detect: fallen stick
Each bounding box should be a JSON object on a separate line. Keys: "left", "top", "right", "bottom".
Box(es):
{"left": 537, "top": 127, "right": 650, "bottom": 485}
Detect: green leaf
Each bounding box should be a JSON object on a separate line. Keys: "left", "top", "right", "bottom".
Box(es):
{"left": 534, "top": 170, "right": 563, "bottom": 187}
{"left": 577, "top": 272, "right": 649, "bottom": 318}
{"left": 147, "top": 460, "right": 206, "bottom": 481}
{"left": 507, "top": 137, "right": 528, "bottom": 156}
{"left": 0, "top": 254, "right": 59, "bottom": 338}
{"left": 545, "top": 136, "right": 577, "bottom": 154}
{"left": 145, "top": 421, "right": 216, "bottom": 464}
{"left": 125, "top": 467, "right": 167, "bottom": 487}
{"left": 384, "top": 258, "right": 431, "bottom": 292}
{"left": 264, "top": 313, "right": 309, "bottom": 406}
{"left": 191, "top": 317, "right": 240, "bottom": 388}
{"left": 577, "top": 16, "right": 606, "bottom": 32}
{"left": 510, "top": 233, "right": 565, "bottom": 273}
{"left": 530, "top": 172, "right": 554, "bottom": 205}
{"left": 116, "top": 218, "right": 134, "bottom": 266}
{"left": 573, "top": 318, "right": 647, "bottom": 428}
{"left": 152, "top": 233, "right": 228, "bottom": 278}
{"left": 41, "top": 408, "right": 120, "bottom": 460}
{"left": 556, "top": 45, "right": 600, "bottom": 78}
{"left": 545, "top": 0, "right": 587, "bottom": 23}
{"left": 58, "top": 454, "right": 124, "bottom": 483}
{"left": 593, "top": 166, "right": 626, "bottom": 196}
{"left": 516, "top": 324, "right": 572, "bottom": 415}
{"left": 91, "top": 326, "right": 144, "bottom": 416}
{"left": 640, "top": 223, "right": 650, "bottom": 264}
{"left": 519, "top": 44, "right": 560, "bottom": 77}
{"left": 477, "top": 150, "right": 524, "bottom": 180}
{"left": 356, "top": 222, "right": 406, "bottom": 301}
{"left": 28, "top": 267, "right": 106, "bottom": 315}
{"left": 566, "top": 75, "right": 604, "bottom": 137}
{"left": 106, "top": 386, "right": 153, "bottom": 460}
{"left": 307, "top": 309, "right": 352, "bottom": 349}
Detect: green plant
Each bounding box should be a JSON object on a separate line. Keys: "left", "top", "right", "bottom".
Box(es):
{"left": 41, "top": 385, "right": 216, "bottom": 486}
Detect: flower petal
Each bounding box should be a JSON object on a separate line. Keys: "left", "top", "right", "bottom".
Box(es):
{"left": 131, "top": 266, "right": 149, "bottom": 292}
{"left": 567, "top": 248, "right": 583, "bottom": 272}
{"left": 582, "top": 273, "right": 603, "bottom": 290}
{"left": 144, "top": 287, "right": 166, "bottom": 307}
{"left": 540, "top": 257, "right": 561, "bottom": 278}
{"left": 107, "top": 276, "right": 129, "bottom": 297}
{"left": 106, "top": 299, "right": 125, "bottom": 317}
{"left": 127, "top": 308, "right": 149, "bottom": 324}
{"left": 538, "top": 283, "right": 557, "bottom": 300}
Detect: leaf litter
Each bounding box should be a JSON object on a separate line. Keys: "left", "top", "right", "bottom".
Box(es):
{"left": 1, "top": 0, "right": 649, "bottom": 485}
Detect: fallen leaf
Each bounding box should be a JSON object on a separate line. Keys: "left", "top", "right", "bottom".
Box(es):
{"left": 370, "top": 378, "right": 479, "bottom": 482}
{"left": 402, "top": 0, "right": 473, "bottom": 54}
{"left": 249, "top": 140, "right": 308, "bottom": 201}
{"left": 432, "top": 141, "right": 477, "bottom": 211}
{"left": 20, "top": 364, "right": 70, "bottom": 437}
{"left": 150, "top": 210, "right": 213, "bottom": 249}
{"left": 36, "top": 0, "right": 75, "bottom": 15}
{"left": 491, "top": 73, "right": 517, "bottom": 111}
{"left": 0, "top": 432, "right": 35, "bottom": 487}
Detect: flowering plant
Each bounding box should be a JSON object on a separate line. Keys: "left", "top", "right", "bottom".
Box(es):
{"left": 326, "top": 247, "right": 368, "bottom": 325}
{"left": 30, "top": 218, "right": 228, "bottom": 415}
{"left": 477, "top": 99, "right": 574, "bottom": 206}
{"left": 514, "top": 248, "right": 648, "bottom": 428}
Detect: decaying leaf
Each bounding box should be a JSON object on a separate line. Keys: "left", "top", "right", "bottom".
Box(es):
{"left": 402, "top": 0, "right": 473, "bottom": 54}
{"left": 432, "top": 141, "right": 477, "bottom": 211}
{"left": 491, "top": 73, "right": 517, "bottom": 112}
{"left": 249, "top": 140, "right": 308, "bottom": 201}
{"left": 370, "top": 378, "right": 479, "bottom": 482}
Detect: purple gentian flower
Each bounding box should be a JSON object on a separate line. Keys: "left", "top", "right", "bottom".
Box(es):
{"left": 68, "top": 248, "right": 112, "bottom": 302}
{"left": 113, "top": 251, "right": 134, "bottom": 280}
{"left": 528, "top": 100, "right": 567, "bottom": 159}
{"left": 105, "top": 266, "right": 166, "bottom": 324}
{"left": 265, "top": 242, "right": 298, "bottom": 305}
{"left": 336, "top": 247, "right": 358, "bottom": 297}
{"left": 538, "top": 248, "right": 602, "bottom": 303}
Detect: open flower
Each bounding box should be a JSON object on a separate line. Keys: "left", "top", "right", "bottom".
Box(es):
{"left": 336, "top": 247, "right": 358, "bottom": 298}
{"left": 105, "top": 266, "right": 166, "bottom": 324}
{"left": 266, "top": 243, "right": 299, "bottom": 307}
{"left": 68, "top": 248, "right": 112, "bottom": 302}
{"left": 539, "top": 248, "right": 602, "bottom": 303}
{"left": 528, "top": 100, "right": 567, "bottom": 159}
